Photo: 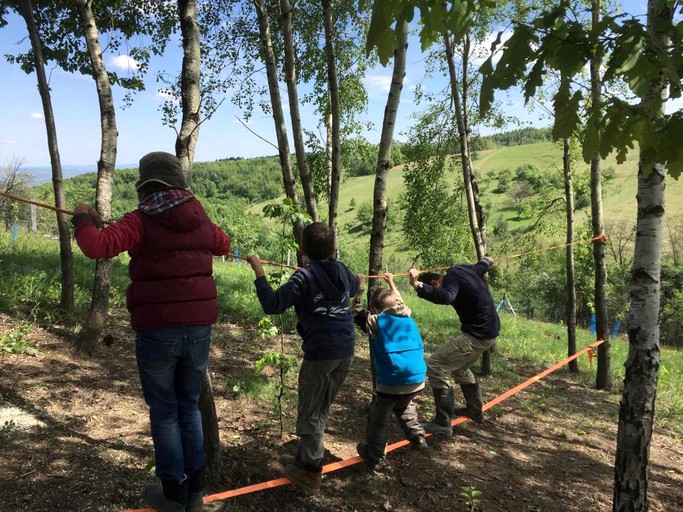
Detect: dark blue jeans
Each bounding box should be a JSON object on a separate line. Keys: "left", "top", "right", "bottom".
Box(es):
{"left": 135, "top": 324, "right": 211, "bottom": 482}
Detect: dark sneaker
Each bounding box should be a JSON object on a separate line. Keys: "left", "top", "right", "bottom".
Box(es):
{"left": 278, "top": 454, "right": 297, "bottom": 467}
{"left": 356, "top": 442, "right": 386, "bottom": 471}
{"left": 186, "top": 492, "right": 203, "bottom": 512}
{"left": 410, "top": 436, "right": 429, "bottom": 451}
{"left": 142, "top": 484, "right": 186, "bottom": 512}
{"left": 420, "top": 421, "right": 453, "bottom": 437}
{"left": 283, "top": 464, "right": 322, "bottom": 494}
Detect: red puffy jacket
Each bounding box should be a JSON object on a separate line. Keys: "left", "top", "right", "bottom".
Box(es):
{"left": 74, "top": 195, "right": 230, "bottom": 330}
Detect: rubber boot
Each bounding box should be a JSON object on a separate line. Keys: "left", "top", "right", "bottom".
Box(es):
{"left": 454, "top": 382, "right": 484, "bottom": 425}
{"left": 420, "top": 388, "right": 454, "bottom": 437}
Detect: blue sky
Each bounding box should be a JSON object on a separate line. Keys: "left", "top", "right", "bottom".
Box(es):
{"left": 0, "top": 1, "right": 668, "bottom": 173}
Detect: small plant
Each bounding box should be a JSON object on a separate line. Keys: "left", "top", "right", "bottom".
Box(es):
{"left": 0, "top": 324, "right": 37, "bottom": 355}
{"left": 1, "top": 419, "right": 17, "bottom": 435}
{"left": 459, "top": 485, "right": 482, "bottom": 511}
{"left": 255, "top": 317, "right": 299, "bottom": 435}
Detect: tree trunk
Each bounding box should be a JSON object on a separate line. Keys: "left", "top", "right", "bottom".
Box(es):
{"left": 254, "top": 0, "right": 303, "bottom": 252}
{"left": 322, "top": 0, "right": 340, "bottom": 236}
{"left": 280, "top": 0, "right": 319, "bottom": 222}
{"left": 325, "top": 110, "right": 333, "bottom": 202}
{"left": 199, "top": 373, "right": 222, "bottom": 474}
{"left": 74, "top": 0, "right": 117, "bottom": 354}
{"left": 368, "top": 22, "right": 407, "bottom": 290}
{"left": 564, "top": 138, "right": 578, "bottom": 373}
{"left": 444, "top": 31, "right": 490, "bottom": 375}
{"left": 17, "top": 0, "right": 74, "bottom": 312}
{"left": 176, "top": 0, "right": 222, "bottom": 474}
{"left": 444, "top": 32, "right": 486, "bottom": 259}
{"left": 613, "top": 2, "right": 672, "bottom": 509}
{"left": 176, "top": 0, "right": 201, "bottom": 186}
{"left": 589, "top": 0, "right": 611, "bottom": 390}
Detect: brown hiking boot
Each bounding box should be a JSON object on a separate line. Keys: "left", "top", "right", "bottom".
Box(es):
{"left": 278, "top": 454, "right": 297, "bottom": 467}
{"left": 283, "top": 464, "right": 322, "bottom": 493}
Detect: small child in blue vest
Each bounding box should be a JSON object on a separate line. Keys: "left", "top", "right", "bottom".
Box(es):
{"left": 353, "top": 273, "right": 428, "bottom": 470}
{"left": 246, "top": 222, "right": 361, "bottom": 493}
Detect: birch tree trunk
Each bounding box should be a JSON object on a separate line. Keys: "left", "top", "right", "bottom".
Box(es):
{"left": 253, "top": 0, "right": 303, "bottom": 251}
{"left": 444, "top": 32, "right": 486, "bottom": 259}
{"left": 444, "top": 31, "right": 491, "bottom": 375}
{"left": 280, "top": 0, "right": 319, "bottom": 222}
{"left": 173, "top": 0, "right": 222, "bottom": 473}
{"left": 563, "top": 138, "right": 578, "bottom": 373}
{"left": 368, "top": 21, "right": 407, "bottom": 290}
{"left": 322, "top": 0, "right": 341, "bottom": 236}
{"left": 589, "top": 0, "right": 611, "bottom": 390}
{"left": 74, "top": 0, "right": 116, "bottom": 354}
{"left": 176, "top": 0, "right": 201, "bottom": 186}
{"left": 613, "top": 2, "right": 671, "bottom": 508}
{"left": 17, "top": 0, "right": 74, "bottom": 312}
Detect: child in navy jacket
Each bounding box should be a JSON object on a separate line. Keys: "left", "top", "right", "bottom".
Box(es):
{"left": 246, "top": 222, "right": 360, "bottom": 493}
{"left": 353, "top": 273, "right": 428, "bottom": 469}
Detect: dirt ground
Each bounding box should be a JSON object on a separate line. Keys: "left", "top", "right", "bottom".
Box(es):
{"left": 1, "top": 312, "right": 682, "bottom": 512}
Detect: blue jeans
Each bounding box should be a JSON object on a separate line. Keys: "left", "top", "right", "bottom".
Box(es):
{"left": 135, "top": 324, "right": 211, "bottom": 482}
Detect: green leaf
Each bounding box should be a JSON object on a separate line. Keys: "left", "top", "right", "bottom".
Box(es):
{"left": 479, "top": 57, "right": 495, "bottom": 115}
{"left": 552, "top": 79, "right": 582, "bottom": 140}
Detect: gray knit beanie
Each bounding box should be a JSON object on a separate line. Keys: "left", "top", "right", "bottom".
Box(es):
{"left": 135, "top": 151, "right": 187, "bottom": 190}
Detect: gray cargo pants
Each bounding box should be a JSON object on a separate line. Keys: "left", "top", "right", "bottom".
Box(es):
{"left": 295, "top": 356, "right": 353, "bottom": 469}
{"left": 427, "top": 331, "right": 498, "bottom": 388}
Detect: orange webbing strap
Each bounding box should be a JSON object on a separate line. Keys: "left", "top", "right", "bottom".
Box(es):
{"left": 482, "top": 340, "right": 604, "bottom": 411}
{"left": 119, "top": 340, "right": 604, "bottom": 512}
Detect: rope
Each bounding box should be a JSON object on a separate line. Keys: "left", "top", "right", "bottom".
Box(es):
{"left": 119, "top": 340, "right": 604, "bottom": 512}
{"left": 0, "top": 190, "right": 607, "bottom": 276}
{"left": 0, "top": 190, "right": 75, "bottom": 217}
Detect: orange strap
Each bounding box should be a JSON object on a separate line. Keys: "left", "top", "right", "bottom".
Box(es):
{"left": 119, "top": 339, "right": 604, "bottom": 512}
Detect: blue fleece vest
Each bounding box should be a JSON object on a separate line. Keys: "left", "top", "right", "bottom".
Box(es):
{"left": 372, "top": 314, "right": 426, "bottom": 386}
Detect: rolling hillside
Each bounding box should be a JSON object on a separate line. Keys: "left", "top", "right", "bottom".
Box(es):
{"left": 248, "top": 141, "right": 683, "bottom": 268}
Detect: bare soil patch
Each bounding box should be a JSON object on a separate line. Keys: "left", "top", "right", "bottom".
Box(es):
{"left": 1, "top": 312, "right": 681, "bottom": 512}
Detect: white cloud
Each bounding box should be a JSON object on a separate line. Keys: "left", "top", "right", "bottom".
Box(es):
{"left": 470, "top": 29, "right": 514, "bottom": 66}
{"left": 665, "top": 96, "right": 683, "bottom": 115}
{"left": 30, "top": 112, "right": 44, "bottom": 119}
{"left": 3, "top": 140, "right": 17, "bottom": 144}
{"left": 364, "top": 74, "right": 393, "bottom": 93}
{"left": 109, "top": 55, "right": 140, "bottom": 71}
